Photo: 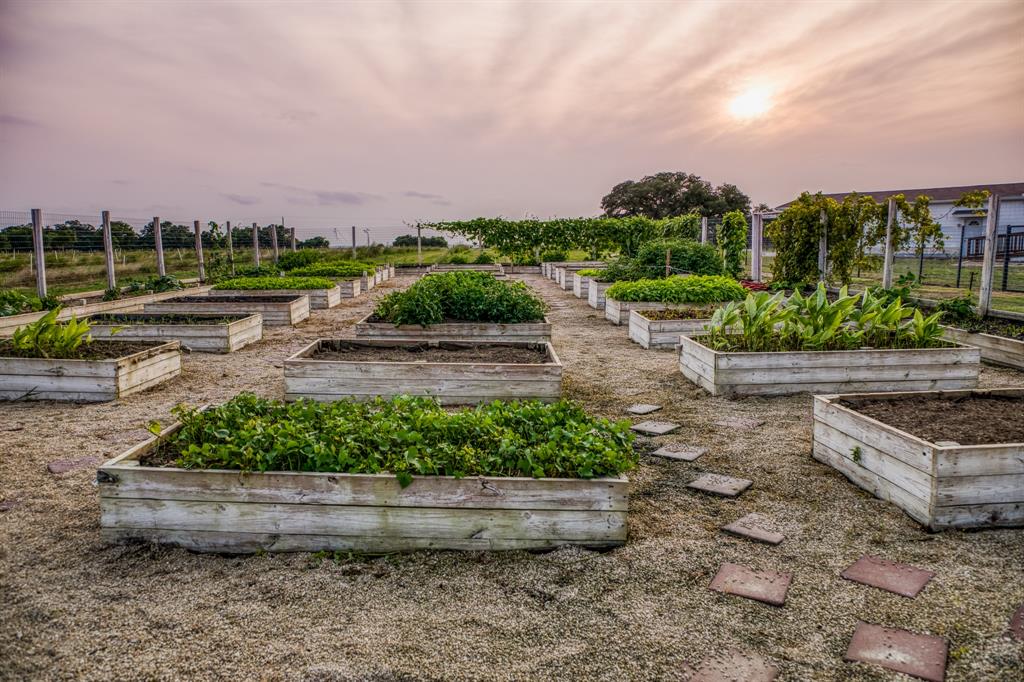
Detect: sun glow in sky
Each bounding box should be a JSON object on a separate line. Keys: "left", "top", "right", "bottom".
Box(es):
{"left": 729, "top": 86, "right": 774, "bottom": 121}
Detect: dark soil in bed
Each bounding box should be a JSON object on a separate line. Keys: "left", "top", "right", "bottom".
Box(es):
{"left": 0, "top": 340, "right": 168, "bottom": 361}
{"left": 311, "top": 340, "right": 550, "bottom": 364}
{"left": 941, "top": 314, "right": 1024, "bottom": 341}
{"left": 842, "top": 393, "right": 1024, "bottom": 445}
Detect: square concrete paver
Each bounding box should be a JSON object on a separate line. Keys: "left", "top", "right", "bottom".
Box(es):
{"left": 627, "top": 403, "right": 662, "bottom": 415}
{"left": 690, "top": 649, "right": 778, "bottom": 681}
{"left": 722, "top": 513, "right": 785, "bottom": 545}
{"left": 844, "top": 622, "right": 947, "bottom": 682}
{"left": 688, "top": 473, "right": 752, "bottom": 498}
{"left": 709, "top": 562, "right": 792, "bottom": 607}
{"left": 841, "top": 555, "right": 935, "bottom": 598}
{"left": 631, "top": 420, "right": 680, "bottom": 436}
{"left": 713, "top": 417, "right": 765, "bottom": 430}
{"left": 652, "top": 444, "right": 707, "bottom": 462}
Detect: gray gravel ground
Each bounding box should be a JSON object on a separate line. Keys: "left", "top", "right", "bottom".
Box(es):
{"left": 1, "top": 274, "right": 1022, "bottom": 681}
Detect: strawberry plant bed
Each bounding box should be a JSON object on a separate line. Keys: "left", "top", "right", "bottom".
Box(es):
{"left": 0, "top": 339, "right": 181, "bottom": 401}
{"left": 85, "top": 313, "right": 263, "bottom": 353}
{"left": 143, "top": 295, "right": 309, "bottom": 326}
{"left": 97, "top": 395, "right": 632, "bottom": 552}
{"left": 813, "top": 389, "right": 1024, "bottom": 530}
{"left": 628, "top": 307, "right": 719, "bottom": 349}
{"left": 285, "top": 339, "right": 562, "bottom": 404}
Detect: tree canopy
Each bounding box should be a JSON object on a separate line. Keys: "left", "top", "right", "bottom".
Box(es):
{"left": 600, "top": 172, "right": 751, "bottom": 219}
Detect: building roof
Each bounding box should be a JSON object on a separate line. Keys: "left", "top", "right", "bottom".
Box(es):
{"left": 776, "top": 182, "right": 1024, "bottom": 209}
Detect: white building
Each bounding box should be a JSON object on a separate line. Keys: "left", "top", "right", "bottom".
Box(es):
{"left": 776, "top": 183, "right": 1024, "bottom": 259}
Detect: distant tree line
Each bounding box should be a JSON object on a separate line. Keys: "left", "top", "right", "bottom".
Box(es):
{"left": 392, "top": 234, "right": 447, "bottom": 248}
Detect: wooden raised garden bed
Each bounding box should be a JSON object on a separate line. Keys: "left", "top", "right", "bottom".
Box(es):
{"left": 941, "top": 326, "right": 1024, "bottom": 370}
{"left": 628, "top": 308, "right": 716, "bottom": 350}
{"left": 572, "top": 272, "right": 593, "bottom": 298}
{"left": 605, "top": 298, "right": 685, "bottom": 326}
{"left": 355, "top": 313, "right": 552, "bottom": 343}
{"left": 588, "top": 281, "right": 611, "bottom": 310}
{"left": 144, "top": 295, "right": 310, "bottom": 327}
{"left": 97, "top": 423, "right": 628, "bottom": 553}
{"left": 214, "top": 284, "right": 344, "bottom": 308}
{"left": 285, "top": 339, "right": 562, "bottom": 404}
{"left": 0, "top": 340, "right": 181, "bottom": 402}
{"left": 813, "top": 389, "right": 1024, "bottom": 530}
{"left": 86, "top": 313, "right": 263, "bottom": 353}
{"left": 679, "top": 335, "right": 981, "bottom": 397}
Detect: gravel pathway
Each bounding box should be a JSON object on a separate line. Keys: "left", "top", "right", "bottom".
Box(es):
{"left": 1, "top": 274, "right": 1022, "bottom": 681}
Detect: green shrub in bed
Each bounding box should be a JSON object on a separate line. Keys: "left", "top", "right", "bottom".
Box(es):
{"left": 164, "top": 393, "right": 638, "bottom": 486}
{"left": 605, "top": 275, "right": 747, "bottom": 304}
{"left": 277, "top": 249, "right": 324, "bottom": 271}
{"left": 373, "top": 271, "right": 546, "bottom": 327}
{"left": 288, "top": 262, "right": 374, "bottom": 279}
{"left": 212, "top": 276, "right": 335, "bottom": 290}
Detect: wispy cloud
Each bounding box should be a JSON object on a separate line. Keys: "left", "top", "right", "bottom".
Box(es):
{"left": 222, "top": 193, "right": 260, "bottom": 206}
{"left": 261, "top": 182, "right": 382, "bottom": 206}
{"left": 0, "top": 113, "right": 39, "bottom": 127}
{"left": 404, "top": 190, "right": 451, "bottom": 206}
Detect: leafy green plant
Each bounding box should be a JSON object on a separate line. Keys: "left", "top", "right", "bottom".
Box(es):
{"left": 935, "top": 295, "right": 977, "bottom": 324}
{"left": 233, "top": 264, "right": 281, "bottom": 279}
{"left": 719, "top": 210, "right": 748, "bottom": 279}
{"left": 575, "top": 269, "right": 603, "bottom": 277}
{"left": 541, "top": 250, "right": 568, "bottom": 262}
{"left": 288, "top": 262, "right": 373, "bottom": 279}
{"left": 212, "top": 276, "right": 335, "bottom": 290}
{"left": 473, "top": 251, "right": 495, "bottom": 264}
{"left": 0, "top": 289, "right": 39, "bottom": 317}
{"left": 629, "top": 239, "right": 724, "bottom": 278}
{"left": 277, "top": 249, "right": 323, "bottom": 271}
{"left": 101, "top": 287, "right": 121, "bottom": 302}
{"left": 445, "top": 254, "right": 470, "bottom": 264}
{"left": 605, "top": 275, "right": 746, "bottom": 304}
{"left": 124, "top": 274, "right": 185, "bottom": 294}
{"left": 162, "top": 394, "right": 638, "bottom": 486}
{"left": 374, "top": 271, "right": 546, "bottom": 327}
{"left": 8, "top": 308, "right": 94, "bottom": 359}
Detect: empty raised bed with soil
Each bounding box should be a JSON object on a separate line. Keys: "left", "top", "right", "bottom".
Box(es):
{"left": 679, "top": 335, "right": 981, "bottom": 397}
{"left": 85, "top": 313, "right": 263, "bottom": 353}
{"left": 143, "top": 295, "right": 310, "bottom": 327}
{"left": 813, "top": 389, "right": 1024, "bottom": 530}
{"left": 214, "top": 283, "right": 345, "bottom": 308}
{"left": 355, "top": 313, "right": 551, "bottom": 343}
{"left": 97, "top": 419, "right": 627, "bottom": 553}
{"left": 285, "top": 339, "right": 562, "bottom": 404}
{"left": 0, "top": 340, "right": 181, "bottom": 401}
{"left": 628, "top": 307, "right": 718, "bottom": 349}
{"left": 605, "top": 298, "right": 688, "bottom": 326}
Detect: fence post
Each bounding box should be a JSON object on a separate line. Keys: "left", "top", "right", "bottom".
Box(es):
{"left": 270, "top": 221, "right": 280, "bottom": 263}
{"left": 751, "top": 213, "right": 763, "bottom": 282}
{"left": 1001, "top": 224, "right": 1012, "bottom": 292}
{"left": 977, "top": 193, "right": 1000, "bottom": 316}
{"left": 664, "top": 248, "right": 671, "bottom": 277}
{"left": 252, "top": 222, "right": 261, "bottom": 267}
{"left": 225, "top": 220, "right": 235, "bottom": 276}
{"left": 154, "top": 215, "right": 166, "bottom": 276}
{"left": 417, "top": 223, "right": 423, "bottom": 265}
{"left": 955, "top": 224, "right": 965, "bottom": 288}
{"left": 700, "top": 217, "right": 708, "bottom": 244}
{"left": 193, "top": 220, "right": 206, "bottom": 282}
{"left": 102, "top": 210, "right": 116, "bottom": 291}
{"left": 351, "top": 225, "right": 357, "bottom": 258}
{"left": 290, "top": 227, "right": 297, "bottom": 252}
{"left": 881, "top": 198, "right": 896, "bottom": 288}
{"left": 817, "top": 207, "right": 828, "bottom": 282}
{"left": 30, "top": 208, "right": 47, "bottom": 299}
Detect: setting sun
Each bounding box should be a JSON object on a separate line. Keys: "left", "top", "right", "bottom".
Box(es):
{"left": 729, "top": 86, "right": 774, "bottom": 121}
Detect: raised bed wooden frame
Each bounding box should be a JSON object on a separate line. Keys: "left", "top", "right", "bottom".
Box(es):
{"left": 679, "top": 335, "right": 981, "bottom": 397}
{"left": 587, "top": 281, "right": 611, "bottom": 310}
{"left": 284, "top": 339, "right": 562, "bottom": 404}
{"left": 355, "top": 314, "right": 552, "bottom": 343}
{"left": 144, "top": 295, "right": 310, "bottom": 327}
{"left": 86, "top": 313, "right": 263, "bottom": 353}
{"left": 605, "top": 299, "right": 686, "bottom": 326}
{"left": 628, "top": 309, "right": 712, "bottom": 350}
{"left": 214, "top": 284, "right": 344, "bottom": 308}
{"left": 813, "top": 389, "right": 1024, "bottom": 530}
{"left": 941, "top": 326, "right": 1024, "bottom": 370}
{"left": 0, "top": 340, "right": 181, "bottom": 402}
{"left": 97, "top": 422, "right": 628, "bottom": 553}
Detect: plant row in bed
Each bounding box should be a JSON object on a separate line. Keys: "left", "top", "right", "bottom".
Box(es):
{"left": 286, "top": 262, "right": 376, "bottom": 279}
{"left": 594, "top": 239, "right": 724, "bottom": 282}
{"left": 605, "top": 275, "right": 746, "bottom": 304}
{"left": 212, "top": 276, "right": 335, "bottom": 291}
{"left": 373, "top": 271, "right": 546, "bottom": 326}
{"left": 152, "top": 393, "right": 637, "bottom": 486}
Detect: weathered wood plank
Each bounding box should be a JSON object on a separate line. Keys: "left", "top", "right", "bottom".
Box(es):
{"left": 935, "top": 473, "right": 1024, "bottom": 506}
{"left": 214, "top": 286, "right": 341, "bottom": 309}
{"left": 86, "top": 314, "right": 263, "bottom": 353}
{"left": 144, "top": 296, "right": 309, "bottom": 326}
{"left": 930, "top": 502, "right": 1024, "bottom": 529}
{"left": 942, "top": 326, "right": 1024, "bottom": 370}
{"left": 354, "top": 315, "right": 551, "bottom": 343}
{"left": 587, "top": 281, "right": 610, "bottom": 310}
{"left": 813, "top": 420, "right": 934, "bottom": 499}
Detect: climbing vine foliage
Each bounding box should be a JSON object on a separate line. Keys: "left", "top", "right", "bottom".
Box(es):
{"left": 719, "top": 210, "right": 748, "bottom": 279}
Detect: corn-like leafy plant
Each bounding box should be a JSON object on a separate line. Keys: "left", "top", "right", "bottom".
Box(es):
{"left": 8, "top": 308, "right": 94, "bottom": 359}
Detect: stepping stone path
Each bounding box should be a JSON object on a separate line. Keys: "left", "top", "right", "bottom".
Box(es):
{"left": 651, "top": 444, "right": 707, "bottom": 462}
{"left": 691, "top": 649, "right": 778, "bottom": 681}
{"left": 688, "top": 473, "right": 752, "bottom": 498}
{"left": 841, "top": 555, "right": 935, "bottom": 598}
{"left": 630, "top": 420, "right": 680, "bottom": 436}
{"left": 47, "top": 456, "right": 101, "bottom": 475}
{"left": 713, "top": 416, "right": 764, "bottom": 430}
{"left": 626, "top": 403, "right": 662, "bottom": 415}
{"left": 1009, "top": 603, "right": 1024, "bottom": 641}
{"left": 844, "top": 621, "right": 947, "bottom": 682}
{"left": 709, "top": 562, "right": 792, "bottom": 607}
{"left": 722, "top": 513, "right": 785, "bottom": 545}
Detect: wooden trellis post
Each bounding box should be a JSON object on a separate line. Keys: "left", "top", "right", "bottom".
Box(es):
{"left": 270, "top": 220, "right": 280, "bottom": 263}
{"left": 751, "top": 212, "right": 763, "bottom": 282}
{"left": 351, "top": 225, "right": 357, "bottom": 258}
{"left": 153, "top": 215, "right": 166, "bottom": 276}
{"left": 252, "top": 222, "right": 261, "bottom": 267}
{"left": 977, "top": 193, "right": 1001, "bottom": 316}
{"left": 193, "top": 220, "right": 206, "bottom": 282}
{"left": 31, "top": 208, "right": 47, "bottom": 299}
{"left": 290, "top": 227, "right": 297, "bottom": 251}
{"left": 881, "top": 198, "right": 896, "bottom": 289}
{"left": 417, "top": 223, "right": 423, "bottom": 266}
{"left": 102, "top": 210, "right": 116, "bottom": 290}
{"left": 700, "top": 217, "right": 708, "bottom": 244}
{"left": 817, "top": 208, "right": 828, "bottom": 282}
{"left": 225, "top": 220, "right": 235, "bottom": 276}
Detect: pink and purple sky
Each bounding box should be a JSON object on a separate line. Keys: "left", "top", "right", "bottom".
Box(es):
{"left": 0, "top": 0, "right": 1021, "bottom": 239}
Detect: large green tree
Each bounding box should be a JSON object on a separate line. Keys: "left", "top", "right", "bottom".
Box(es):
{"left": 600, "top": 172, "right": 750, "bottom": 219}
